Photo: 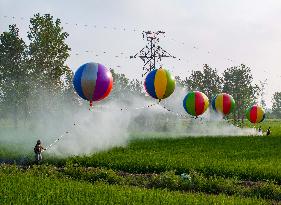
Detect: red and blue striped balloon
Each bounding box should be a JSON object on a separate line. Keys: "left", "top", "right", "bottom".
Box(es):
{"left": 73, "top": 62, "right": 113, "bottom": 106}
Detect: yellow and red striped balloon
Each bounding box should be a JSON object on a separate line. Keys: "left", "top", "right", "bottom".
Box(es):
{"left": 183, "top": 91, "right": 209, "bottom": 117}
{"left": 245, "top": 105, "right": 265, "bottom": 123}
{"left": 212, "top": 93, "right": 235, "bottom": 115}
{"left": 144, "top": 68, "right": 176, "bottom": 100}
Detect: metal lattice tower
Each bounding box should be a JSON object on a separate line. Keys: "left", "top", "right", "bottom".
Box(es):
{"left": 130, "top": 31, "right": 176, "bottom": 77}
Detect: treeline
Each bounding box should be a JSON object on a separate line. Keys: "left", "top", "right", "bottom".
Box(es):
{"left": 0, "top": 13, "right": 281, "bottom": 128}
{"left": 0, "top": 14, "right": 145, "bottom": 128}
{"left": 175, "top": 65, "right": 281, "bottom": 121}
{"left": 175, "top": 64, "right": 261, "bottom": 122}
{"left": 0, "top": 14, "right": 72, "bottom": 127}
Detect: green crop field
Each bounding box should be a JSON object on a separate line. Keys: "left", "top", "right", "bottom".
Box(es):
{"left": 0, "top": 119, "right": 281, "bottom": 204}
{"left": 2, "top": 1, "right": 281, "bottom": 203}
{"left": 67, "top": 135, "right": 281, "bottom": 180}
{"left": 0, "top": 166, "right": 268, "bottom": 205}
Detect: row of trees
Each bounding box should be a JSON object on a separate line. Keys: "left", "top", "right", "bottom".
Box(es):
{"left": 0, "top": 14, "right": 145, "bottom": 127}
{"left": 272, "top": 92, "right": 281, "bottom": 118}
{"left": 0, "top": 14, "right": 73, "bottom": 127}
{"left": 175, "top": 64, "right": 261, "bottom": 122}
{"left": 1, "top": 13, "right": 281, "bottom": 128}
{"left": 175, "top": 64, "right": 281, "bottom": 121}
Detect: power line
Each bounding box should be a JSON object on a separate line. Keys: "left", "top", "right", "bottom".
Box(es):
{"left": 1, "top": 15, "right": 240, "bottom": 73}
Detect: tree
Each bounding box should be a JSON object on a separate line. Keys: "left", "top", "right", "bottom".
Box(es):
{"left": 259, "top": 79, "right": 267, "bottom": 108}
{"left": 110, "top": 69, "right": 130, "bottom": 100}
{"left": 0, "top": 24, "right": 29, "bottom": 127}
{"left": 272, "top": 92, "right": 281, "bottom": 118}
{"left": 223, "top": 64, "right": 259, "bottom": 122}
{"left": 27, "top": 13, "right": 70, "bottom": 95}
{"left": 108, "top": 69, "right": 146, "bottom": 105}
{"left": 186, "top": 64, "right": 223, "bottom": 100}
{"left": 61, "top": 65, "right": 80, "bottom": 107}
{"left": 0, "top": 14, "right": 75, "bottom": 126}
{"left": 129, "top": 79, "right": 144, "bottom": 95}
{"left": 175, "top": 76, "right": 186, "bottom": 88}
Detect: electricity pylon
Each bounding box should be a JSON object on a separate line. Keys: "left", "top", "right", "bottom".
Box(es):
{"left": 130, "top": 31, "right": 176, "bottom": 77}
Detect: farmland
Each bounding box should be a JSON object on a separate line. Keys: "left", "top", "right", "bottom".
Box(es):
{"left": 0, "top": 120, "right": 280, "bottom": 204}
{"left": 0, "top": 166, "right": 268, "bottom": 205}
{"left": 1, "top": 1, "right": 281, "bottom": 204}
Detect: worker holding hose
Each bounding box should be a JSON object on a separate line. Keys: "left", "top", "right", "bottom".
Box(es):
{"left": 34, "top": 140, "right": 46, "bottom": 164}
{"left": 32, "top": 127, "right": 73, "bottom": 164}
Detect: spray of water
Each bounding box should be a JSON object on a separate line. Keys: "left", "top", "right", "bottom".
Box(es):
{"left": 0, "top": 86, "right": 259, "bottom": 158}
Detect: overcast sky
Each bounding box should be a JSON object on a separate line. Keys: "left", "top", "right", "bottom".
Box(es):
{"left": 1, "top": 0, "right": 281, "bottom": 107}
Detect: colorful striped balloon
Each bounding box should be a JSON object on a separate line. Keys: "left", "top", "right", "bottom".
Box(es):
{"left": 246, "top": 105, "right": 265, "bottom": 123}
{"left": 183, "top": 91, "right": 209, "bottom": 117}
{"left": 144, "top": 68, "right": 176, "bottom": 100}
{"left": 212, "top": 93, "right": 235, "bottom": 115}
{"left": 73, "top": 62, "right": 113, "bottom": 106}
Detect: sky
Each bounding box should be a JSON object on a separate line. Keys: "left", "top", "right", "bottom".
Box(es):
{"left": 1, "top": 0, "right": 281, "bottom": 108}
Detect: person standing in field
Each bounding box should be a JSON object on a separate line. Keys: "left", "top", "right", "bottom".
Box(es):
{"left": 34, "top": 140, "right": 46, "bottom": 164}
{"left": 266, "top": 127, "right": 271, "bottom": 136}
{"left": 258, "top": 126, "right": 263, "bottom": 135}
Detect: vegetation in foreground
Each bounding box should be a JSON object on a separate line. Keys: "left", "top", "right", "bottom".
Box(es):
{"left": 0, "top": 120, "right": 280, "bottom": 204}
{"left": 68, "top": 135, "right": 281, "bottom": 182}
{"left": 0, "top": 165, "right": 269, "bottom": 205}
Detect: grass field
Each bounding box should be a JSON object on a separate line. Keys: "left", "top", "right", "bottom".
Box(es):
{"left": 0, "top": 119, "right": 280, "bottom": 204}
{"left": 0, "top": 166, "right": 268, "bottom": 205}
{"left": 68, "top": 135, "right": 281, "bottom": 179}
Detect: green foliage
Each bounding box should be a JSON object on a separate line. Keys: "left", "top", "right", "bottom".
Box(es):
{"left": 174, "top": 64, "right": 261, "bottom": 124}
{"left": 150, "top": 170, "right": 182, "bottom": 190}
{"left": 0, "top": 13, "right": 279, "bottom": 204}
{"left": 28, "top": 13, "right": 70, "bottom": 92}
{"left": 109, "top": 69, "right": 145, "bottom": 103}
{"left": 0, "top": 166, "right": 272, "bottom": 204}
{"left": 26, "top": 13, "right": 72, "bottom": 115}
{"left": 272, "top": 92, "right": 281, "bottom": 118}
{"left": 223, "top": 64, "right": 260, "bottom": 122}
{"left": 2, "top": 121, "right": 281, "bottom": 203}
{"left": 259, "top": 79, "right": 267, "bottom": 108}
{"left": 186, "top": 64, "right": 223, "bottom": 100}
{"left": 63, "top": 165, "right": 123, "bottom": 184}
{"left": 66, "top": 130, "right": 281, "bottom": 183}
{"left": 0, "top": 24, "right": 29, "bottom": 126}
{"left": 1, "top": 171, "right": 268, "bottom": 205}
{"left": 0, "top": 14, "right": 74, "bottom": 126}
